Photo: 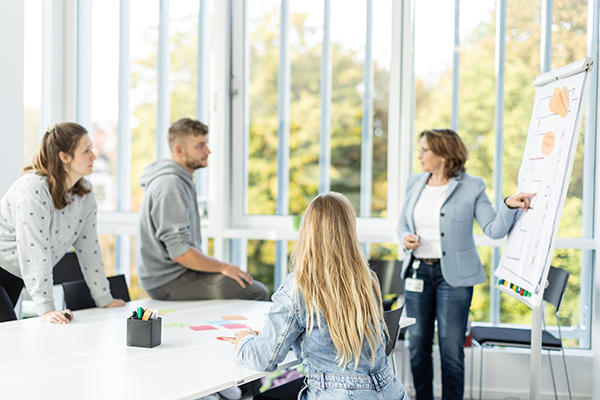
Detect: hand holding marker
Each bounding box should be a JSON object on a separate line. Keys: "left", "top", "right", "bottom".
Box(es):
{"left": 218, "top": 329, "right": 259, "bottom": 342}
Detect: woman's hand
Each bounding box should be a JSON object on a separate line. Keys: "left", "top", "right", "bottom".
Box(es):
{"left": 42, "top": 309, "right": 73, "bottom": 324}
{"left": 104, "top": 299, "right": 126, "bottom": 308}
{"left": 505, "top": 193, "right": 536, "bottom": 212}
{"left": 403, "top": 234, "right": 421, "bottom": 252}
{"left": 230, "top": 330, "right": 258, "bottom": 350}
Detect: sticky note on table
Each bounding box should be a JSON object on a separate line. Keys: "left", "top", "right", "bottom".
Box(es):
{"left": 223, "top": 324, "right": 250, "bottom": 330}
{"left": 163, "top": 322, "right": 192, "bottom": 328}
{"left": 190, "top": 325, "right": 218, "bottom": 331}
{"left": 221, "top": 315, "right": 247, "bottom": 320}
{"left": 205, "top": 319, "right": 231, "bottom": 326}
{"left": 158, "top": 309, "right": 176, "bottom": 315}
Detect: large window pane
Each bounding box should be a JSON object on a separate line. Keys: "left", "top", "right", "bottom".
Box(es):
{"left": 247, "top": 0, "right": 281, "bottom": 215}
{"left": 413, "top": 0, "right": 454, "bottom": 170}
{"left": 369, "top": 242, "right": 398, "bottom": 261}
{"left": 457, "top": 0, "right": 496, "bottom": 189}
{"left": 502, "top": 0, "right": 541, "bottom": 199}
{"left": 88, "top": 0, "right": 120, "bottom": 212}
{"left": 131, "top": 0, "right": 160, "bottom": 212}
{"left": 128, "top": 236, "right": 149, "bottom": 300}
{"left": 329, "top": 0, "right": 366, "bottom": 213}
{"left": 23, "top": 0, "right": 42, "bottom": 167}
{"left": 247, "top": 239, "right": 293, "bottom": 295}
{"left": 170, "top": 1, "right": 200, "bottom": 122}
{"left": 244, "top": 1, "right": 392, "bottom": 218}
{"left": 370, "top": 0, "right": 392, "bottom": 217}
{"left": 288, "top": 0, "right": 323, "bottom": 216}
{"left": 471, "top": 247, "right": 492, "bottom": 322}
{"left": 553, "top": 0, "right": 588, "bottom": 238}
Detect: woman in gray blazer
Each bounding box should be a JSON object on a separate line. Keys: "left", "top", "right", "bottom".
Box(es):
{"left": 396, "top": 129, "right": 533, "bottom": 400}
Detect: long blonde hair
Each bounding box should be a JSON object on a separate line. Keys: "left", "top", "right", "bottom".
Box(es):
{"left": 291, "top": 192, "right": 385, "bottom": 370}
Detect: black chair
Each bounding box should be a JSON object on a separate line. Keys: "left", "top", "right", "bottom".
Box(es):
{"left": 384, "top": 305, "right": 405, "bottom": 375}
{"left": 52, "top": 252, "right": 85, "bottom": 285}
{"left": 370, "top": 260, "right": 408, "bottom": 377}
{"left": 62, "top": 274, "right": 131, "bottom": 311}
{"left": 369, "top": 259, "right": 404, "bottom": 312}
{"left": 470, "top": 266, "right": 572, "bottom": 400}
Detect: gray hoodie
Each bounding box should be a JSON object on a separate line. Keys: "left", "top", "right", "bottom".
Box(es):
{"left": 136, "top": 159, "right": 202, "bottom": 291}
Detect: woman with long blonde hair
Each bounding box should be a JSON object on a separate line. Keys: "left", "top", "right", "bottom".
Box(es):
{"left": 232, "top": 192, "right": 407, "bottom": 399}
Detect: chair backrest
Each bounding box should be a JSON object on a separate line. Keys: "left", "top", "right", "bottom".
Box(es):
{"left": 63, "top": 275, "right": 131, "bottom": 311}
{"left": 543, "top": 266, "right": 570, "bottom": 312}
{"left": 108, "top": 274, "right": 131, "bottom": 302}
{"left": 53, "top": 252, "right": 84, "bottom": 285}
{"left": 383, "top": 305, "right": 404, "bottom": 357}
{"left": 369, "top": 260, "right": 404, "bottom": 296}
{"left": 62, "top": 280, "right": 96, "bottom": 311}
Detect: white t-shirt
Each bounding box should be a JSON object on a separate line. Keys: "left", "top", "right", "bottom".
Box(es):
{"left": 413, "top": 184, "right": 448, "bottom": 259}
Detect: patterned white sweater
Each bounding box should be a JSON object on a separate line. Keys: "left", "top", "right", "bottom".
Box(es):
{"left": 0, "top": 173, "right": 113, "bottom": 314}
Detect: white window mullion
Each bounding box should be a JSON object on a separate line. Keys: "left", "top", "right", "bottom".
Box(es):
{"left": 42, "top": 0, "right": 64, "bottom": 131}
{"left": 76, "top": 0, "right": 92, "bottom": 131}
{"left": 156, "top": 0, "right": 171, "bottom": 160}
{"left": 318, "top": 0, "right": 332, "bottom": 195}
{"left": 581, "top": 0, "right": 600, "bottom": 349}
{"left": 275, "top": 0, "right": 291, "bottom": 289}
{"left": 196, "top": 0, "right": 210, "bottom": 216}
{"left": 360, "top": 0, "right": 374, "bottom": 220}
{"left": 450, "top": 0, "right": 460, "bottom": 132}
{"left": 115, "top": 0, "right": 132, "bottom": 280}
{"left": 490, "top": 0, "right": 508, "bottom": 325}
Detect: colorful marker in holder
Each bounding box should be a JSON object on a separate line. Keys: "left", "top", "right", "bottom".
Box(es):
{"left": 498, "top": 279, "right": 532, "bottom": 297}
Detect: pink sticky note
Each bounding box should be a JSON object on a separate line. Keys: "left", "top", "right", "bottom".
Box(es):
{"left": 190, "top": 325, "right": 218, "bottom": 331}
{"left": 223, "top": 324, "right": 250, "bottom": 330}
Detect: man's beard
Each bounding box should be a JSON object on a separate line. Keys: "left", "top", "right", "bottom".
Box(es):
{"left": 185, "top": 158, "right": 206, "bottom": 171}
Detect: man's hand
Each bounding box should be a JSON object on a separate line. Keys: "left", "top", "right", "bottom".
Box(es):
{"left": 221, "top": 263, "right": 254, "bottom": 288}
{"left": 174, "top": 248, "right": 255, "bottom": 288}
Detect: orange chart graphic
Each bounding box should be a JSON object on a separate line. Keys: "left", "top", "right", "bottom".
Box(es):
{"left": 541, "top": 131, "right": 555, "bottom": 155}
{"left": 549, "top": 86, "right": 569, "bottom": 118}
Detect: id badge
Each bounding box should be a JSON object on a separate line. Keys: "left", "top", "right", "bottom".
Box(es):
{"left": 405, "top": 277, "right": 424, "bottom": 292}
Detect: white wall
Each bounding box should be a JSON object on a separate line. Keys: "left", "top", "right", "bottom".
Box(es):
{"left": 0, "top": 0, "right": 25, "bottom": 196}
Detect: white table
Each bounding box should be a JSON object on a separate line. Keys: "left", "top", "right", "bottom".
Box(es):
{"left": 0, "top": 299, "right": 298, "bottom": 400}
{"left": 0, "top": 299, "right": 415, "bottom": 400}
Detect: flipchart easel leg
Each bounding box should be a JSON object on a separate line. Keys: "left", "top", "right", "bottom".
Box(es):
{"left": 530, "top": 307, "right": 542, "bottom": 400}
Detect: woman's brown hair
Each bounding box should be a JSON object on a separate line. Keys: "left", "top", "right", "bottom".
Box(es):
{"left": 420, "top": 128, "right": 468, "bottom": 179}
{"left": 23, "top": 122, "right": 92, "bottom": 210}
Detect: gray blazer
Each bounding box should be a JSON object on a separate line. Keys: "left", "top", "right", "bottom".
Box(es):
{"left": 396, "top": 171, "right": 519, "bottom": 287}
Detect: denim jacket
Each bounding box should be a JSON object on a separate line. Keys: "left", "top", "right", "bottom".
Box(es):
{"left": 236, "top": 273, "right": 407, "bottom": 400}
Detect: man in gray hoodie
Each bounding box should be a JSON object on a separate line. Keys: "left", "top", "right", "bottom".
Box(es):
{"left": 136, "top": 118, "right": 269, "bottom": 301}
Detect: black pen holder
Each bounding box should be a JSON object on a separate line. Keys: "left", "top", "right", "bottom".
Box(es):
{"left": 127, "top": 317, "right": 162, "bottom": 348}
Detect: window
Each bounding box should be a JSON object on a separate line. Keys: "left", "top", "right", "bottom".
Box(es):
{"left": 232, "top": 0, "right": 402, "bottom": 289}
{"left": 81, "top": 1, "right": 214, "bottom": 296}
{"left": 23, "top": 0, "right": 42, "bottom": 167}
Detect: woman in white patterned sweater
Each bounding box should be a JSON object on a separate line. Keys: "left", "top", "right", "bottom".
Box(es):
{"left": 0, "top": 122, "right": 125, "bottom": 323}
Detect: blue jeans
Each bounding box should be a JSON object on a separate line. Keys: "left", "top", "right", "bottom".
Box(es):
{"left": 405, "top": 259, "right": 473, "bottom": 400}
